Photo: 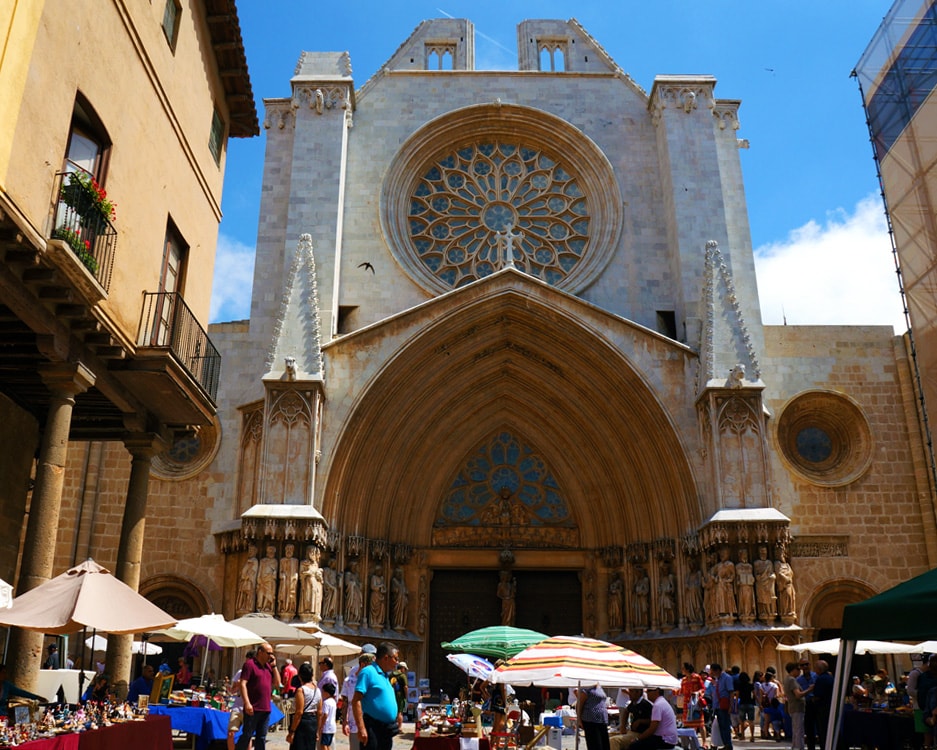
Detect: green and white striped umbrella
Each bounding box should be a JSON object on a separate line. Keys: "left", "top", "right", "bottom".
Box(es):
{"left": 441, "top": 626, "right": 548, "bottom": 661}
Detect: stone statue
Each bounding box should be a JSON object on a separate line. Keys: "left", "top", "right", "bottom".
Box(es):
{"left": 754, "top": 545, "right": 777, "bottom": 621}
{"left": 417, "top": 573, "right": 427, "bottom": 635}
{"left": 658, "top": 560, "right": 676, "bottom": 628}
{"left": 322, "top": 556, "right": 339, "bottom": 621}
{"left": 608, "top": 572, "right": 624, "bottom": 632}
{"left": 713, "top": 545, "right": 737, "bottom": 617}
{"left": 684, "top": 556, "right": 703, "bottom": 624}
{"left": 497, "top": 570, "right": 516, "bottom": 626}
{"left": 391, "top": 567, "right": 408, "bottom": 631}
{"left": 278, "top": 542, "right": 299, "bottom": 617}
{"left": 236, "top": 545, "right": 259, "bottom": 613}
{"left": 633, "top": 566, "right": 649, "bottom": 629}
{"left": 369, "top": 564, "right": 387, "bottom": 629}
{"left": 736, "top": 548, "right": 756, "bottom": 621}
{"left": 256, "top": 544, "right": 278, "bottom": 614}
{"left": 300, "top": 546, "right": 323, "bottom": 622}
{"left": 702, "top": 552, "right": 716, "bottom": 622}
{"left": 775, "top": 549, "right": 796, "bottom": 620}
{"left": 344, "top": 560, "right": 363, "bottom": 625}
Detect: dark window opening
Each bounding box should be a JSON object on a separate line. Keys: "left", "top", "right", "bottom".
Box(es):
{"left": 209, "top": 107, "right": 226, "bottom": 166}
{"left": 162, "top": 0, "right": 181, "bottom": 51}
{"left": 337, "top": 305, "right": 359, "bottom": 335}
{"left": 656, "top": 310, "right": 677, "bottom": 340}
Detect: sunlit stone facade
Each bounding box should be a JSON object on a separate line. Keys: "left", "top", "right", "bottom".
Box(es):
{"left": 53, "top": 18, "right": 935, "bottom": 689}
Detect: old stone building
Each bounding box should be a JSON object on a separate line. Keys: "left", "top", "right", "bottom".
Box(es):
{"left": 47, "top": 18, "right": 935, "bottom": 689}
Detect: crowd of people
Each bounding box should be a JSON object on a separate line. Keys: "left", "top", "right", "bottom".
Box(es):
{"left": 222, "top": 640, "right": 404, "bottom": 750}
{"left": 572, "top": 660, "right": 839, "bottom": 750}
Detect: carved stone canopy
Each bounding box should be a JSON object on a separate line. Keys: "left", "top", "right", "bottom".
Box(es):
{"left": 698, "top": 508, "right": 791, "bottom": 552}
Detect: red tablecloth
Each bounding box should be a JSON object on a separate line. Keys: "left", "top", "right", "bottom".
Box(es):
{"left": 15, "top": 734, "right": 80, "bottom": 750}
{"left": 11, "top": 715, "right": 171, "bottom": 750}
{"left": 78, "top": 715, "right": 171, "bottom": 750}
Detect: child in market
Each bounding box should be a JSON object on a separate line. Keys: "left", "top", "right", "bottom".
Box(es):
{"left": 319, "top": 681, "right": 337, "bottom": 750}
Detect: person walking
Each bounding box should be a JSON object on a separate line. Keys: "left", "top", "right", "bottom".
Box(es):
{"left": 710, "top": 664, "right": 735, "bottom": 750}
{"left": 813, "top": 661, "right": 834, "bottom": 750}
{"left": 783, "top": 662, "right": 814, "bottom": 750}
{"left": 352, "top": 641, "right": 401, "bottom": 750}
{"left": 287, "top": 662, "right": 322, "bottom": 750}
{"left": 796, "top": 659, "right": 818, "bottom": 750}
{"left": 578, "top": 684, "right": 610, "bottom": 750}
{"left": 236, "top": 642, "right": 282, "bottom": 750}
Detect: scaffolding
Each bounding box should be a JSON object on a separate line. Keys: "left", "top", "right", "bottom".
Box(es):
{"left": 854, "top": 0, "right": 937, "bottom": 499}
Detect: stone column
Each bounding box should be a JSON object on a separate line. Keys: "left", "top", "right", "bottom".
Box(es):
{"left": 105, "top": 433, "right": 165, "bottom": 697}
{"left": 9, "top": 363, "right": 95, "bottom": 690}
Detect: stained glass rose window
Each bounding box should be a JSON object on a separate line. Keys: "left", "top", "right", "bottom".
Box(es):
{"left": 408, "top": 143, "right": 590, "bottom": 287}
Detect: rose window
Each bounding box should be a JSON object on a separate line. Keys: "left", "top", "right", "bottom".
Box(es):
{"left": 408, "top": 143, "right": 590, "bottom": 288}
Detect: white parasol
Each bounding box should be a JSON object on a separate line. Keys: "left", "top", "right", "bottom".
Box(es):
{"left": 155, "top": 613, "right": 264, "bottom": 648}
{"left": 228, "top": 613, "right": 320, "bottom": 646}
{"left": 277, "top": 630, "right": 362, "bottom": 658}
{"left": 85, "top": 634, "right": 162, "bottom": 655}
{"left": 777, "top": 638, "right": 918, "bottom": 654}
{"left": 0, "top": 559, "right": 175, "bottom": 634}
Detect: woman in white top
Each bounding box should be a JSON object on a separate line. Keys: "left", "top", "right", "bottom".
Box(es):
{"left": 287, "top": 662, "right": 322, "bottom": 750}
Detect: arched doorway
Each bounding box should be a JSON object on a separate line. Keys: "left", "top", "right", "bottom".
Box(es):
{"left": 428, "top": 569, "right": 582, "bottom": 699}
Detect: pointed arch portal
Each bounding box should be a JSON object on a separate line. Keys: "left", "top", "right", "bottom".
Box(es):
{"left": 322, "top": 284, "right": 700, "bottom": 553}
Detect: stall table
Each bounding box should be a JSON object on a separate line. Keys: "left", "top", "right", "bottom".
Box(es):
{"left": 148, "top": 704, "right": 283, "bottom": 750}
{"left": 413, "top": 736, "right": 491, "bottom": 750}
{"left": 840, "top": 710, "right": 920, "bottom": 750}
{"left": 13, "top": 715, "right": 171, "bottom": 750}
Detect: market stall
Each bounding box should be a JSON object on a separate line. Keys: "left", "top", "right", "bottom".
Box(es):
{"left": 828, "top": 567, "right": 937, "bottom": 750}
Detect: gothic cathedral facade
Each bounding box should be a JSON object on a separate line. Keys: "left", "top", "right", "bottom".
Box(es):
{"left": 55, "top": 19, "right": 936, "bottom": 686}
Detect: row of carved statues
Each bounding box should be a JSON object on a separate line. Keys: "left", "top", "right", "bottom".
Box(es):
{"left": 236, "top": 543, "right": 409, "bottom": 630}
{"left": 608, "top": 544, "right": 796, "bottom": 632}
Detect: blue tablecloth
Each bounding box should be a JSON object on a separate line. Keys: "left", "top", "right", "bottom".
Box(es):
{"left": 148, "top": 704, "right": 284, "bottom": 750}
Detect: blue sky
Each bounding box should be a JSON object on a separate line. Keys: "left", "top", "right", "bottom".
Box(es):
{"left": 211, "top": 1, "right": 905, "bottom": 332}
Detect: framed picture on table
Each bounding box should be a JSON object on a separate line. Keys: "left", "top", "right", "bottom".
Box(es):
{"left": 151, "top": 672, "right": 173, "bottom": 704}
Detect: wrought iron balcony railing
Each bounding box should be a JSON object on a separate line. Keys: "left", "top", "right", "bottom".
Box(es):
{"left": 51, "top": 171, "right": 117, "bottom": 291}
{"left": 138, "top": 291, "right": 221, "bottom": 402}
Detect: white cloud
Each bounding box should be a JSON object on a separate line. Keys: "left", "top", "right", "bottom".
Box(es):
{"left": 210, "top": 233, "right": 255, "bottom": 323}
{"left": 754, "top": 194, "right": 906, "bottom": 334}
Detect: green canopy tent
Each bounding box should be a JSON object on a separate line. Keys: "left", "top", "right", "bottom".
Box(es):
{"left": 842, "top": 567, "right": 937, "bottom": 640}
{"left": 828, "top": 567, "right": 937, "bottom": 750}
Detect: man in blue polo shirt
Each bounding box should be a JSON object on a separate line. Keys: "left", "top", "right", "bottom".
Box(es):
{"left": 352, "top": 641, "right": 401, "bottom": 750}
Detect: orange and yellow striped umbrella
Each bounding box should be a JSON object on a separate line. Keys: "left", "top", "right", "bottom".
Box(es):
{"left": 488, "top": 635, "right": 680, "bottom": 688}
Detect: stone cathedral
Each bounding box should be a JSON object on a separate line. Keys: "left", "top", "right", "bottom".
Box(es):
{"left": 53, "top": 18, "right": 936, "bottom": 690}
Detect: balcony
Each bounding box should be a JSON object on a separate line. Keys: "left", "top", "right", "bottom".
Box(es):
{"left": 112, "top": 292, "right": 220, "bottom": 426}
{"left": 50, "top": 171, "right": 116, "bottom": 292}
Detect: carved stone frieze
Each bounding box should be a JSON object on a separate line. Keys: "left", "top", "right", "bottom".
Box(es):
{"left": 432, "top": 524, "right": 578, "bottom": 548}
{"left": 650, "top": 82, "right": 715, "bottom": 125}
{"left": 292, "top": 84, "right": 352, "bottom": 115}
{"left": 790, "top": 536, "right": 848, "bottom": 558}
{"left": 263, "top": 101, "right": 295, "bottom": 130}
{"left": 712, "top": 101, "right": 741, "bottom": 131}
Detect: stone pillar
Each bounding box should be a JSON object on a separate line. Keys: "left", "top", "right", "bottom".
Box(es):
{"left": 105, "top": 433, "right": 165, "bottom": 695}
{"left": 9, "top": 363, "right": 95, "bottom": 691}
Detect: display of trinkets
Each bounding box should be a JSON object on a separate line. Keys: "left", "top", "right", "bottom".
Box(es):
{"left": 0, "top": 699, "right": 149, "bottom": 748}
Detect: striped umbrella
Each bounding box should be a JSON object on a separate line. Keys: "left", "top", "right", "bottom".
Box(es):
{"left": 487, "top": 634, "right": 681, "bottom": 688}
{"left": 441, "top": 626, "right": 548, "bottom": 661}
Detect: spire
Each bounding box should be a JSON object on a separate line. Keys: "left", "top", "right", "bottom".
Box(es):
{"left": 697, "top": 239, "right": 762, "bottom": 393}
{"left": 264, "top": 234, "right": 324, "bottom": 382}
